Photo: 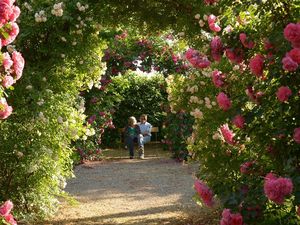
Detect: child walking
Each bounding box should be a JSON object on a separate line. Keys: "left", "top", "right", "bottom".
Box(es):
{"left": 124, "top": 116, "right": 142, "bottom": 159}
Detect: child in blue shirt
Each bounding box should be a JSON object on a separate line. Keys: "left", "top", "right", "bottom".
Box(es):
{"left": 124, "top": 116, "right": 141, "bottom": 159}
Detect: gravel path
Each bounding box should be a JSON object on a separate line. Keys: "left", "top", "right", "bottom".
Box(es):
{"left": 42, "top": 152, "right": 217, "bottom": 225}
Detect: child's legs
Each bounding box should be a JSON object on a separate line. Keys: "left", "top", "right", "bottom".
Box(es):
{"left": 125, "top": 136, "right": 134, "bottom": 157}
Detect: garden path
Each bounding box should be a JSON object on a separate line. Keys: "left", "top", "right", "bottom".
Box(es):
{"left": 42, "top": 145, "right": 218, "bottom": 225}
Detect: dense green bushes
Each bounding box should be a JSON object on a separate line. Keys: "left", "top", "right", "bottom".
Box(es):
{"left": 83, "top": 72, "right": 168, "bottom": 149}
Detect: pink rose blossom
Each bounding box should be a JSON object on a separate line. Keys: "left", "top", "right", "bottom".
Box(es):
{"left": 287, "top": 48, "right": 300, "bottom": 64}
{"left": 194, "top": 179, "right": 214, "bottom": 207}
{"left": 4, "top": 214, "right": 17, "bottom": 225}
{"left": 209, "top": 23, "right": 221, "bottom": 32}
{"left": 239, "top": 33, "right": 255, "bottom": 49}
{"left": 212, "top": 70, "right": 225, "bottom": 88}
{"left": 0, "top": 98, "right": 13, "bottom": 119}
{"left": 0, "top": 1, "right": 12, "bottom": 25}
{"left": 220, "top": 124, "right": 235, "bottom": 145}
{"left": 264, "top": 39, "right": 274, "bottom": 50}
{"left": 284, "top": 23, "right": 300, "bottom": 43}
{"left": 217, "top": 92, "right": 232, "bottom": 111}
{"left": 12, "top": 51, "right": 25, "bottom": 80}
{"left": 9, "top": 5, "right": 20, "bottom": 22}
{"left": 2, "top": 75, "right": 14, "bottom": 88}
{"left": 185, "top": 48, "right": 211, "bottom": 69}
{"left": 2, "top": 52, "right": 13, "bottom": 70}
{"left": 208, "top": 14, "right": 216, "bottom": 24}
{"left": 208, "top": 14, "right": 221, "bottom": 32}
{"left": 1, "top": 22, "right": 19, "bottom": 46}
{"left": 276, "top": 86, "right": 292, "bottom": 102}
{"left": 204, "top": 0, "right": 218, "bottom": 5}
{"left": 210, "top": 36, "right": 223, "bottom": 61}
{"left": 240, "top": 161, "right": 254, "bottom": 174}
{"left": 220, "top": 208, "right": 243, "bottom": 225}
{"left": 0, "top": 200, "right": 13, "bottom": 216}
{"left": 249, "top": 54, "right": 264, "bottom": 77}
{"left": 225, "top": 48, "right": 244, "bottom": 64}
{"left": 264, "top": 173, "right": 293, "bottom": 204}
{"left": 293, "top": 127, "right": 300, "bottom": 144}
{"left": 232, "top": 115, "right": 245, "bottom": 129}
{"left": 282, "top": 55, "right": 298, "bottom": 71}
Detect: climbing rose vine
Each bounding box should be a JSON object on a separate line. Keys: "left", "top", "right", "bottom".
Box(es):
{"left": 0, "top": 0, "right": 24, "bottom": 119}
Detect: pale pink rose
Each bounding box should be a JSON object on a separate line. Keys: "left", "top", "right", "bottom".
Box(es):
{"left": 276, "top": 86, "right": 292, "bottom": 102}
{"left": 220, "top": 208, "right": 243, "bottom": 225}
{"left": 194, "top": 179, "right": 214, "bottom": 207}
{"left": 217, "top": 92, "right": 231, "bottom": 111}
{"left": 0, "top": 98, "right": 13, "bottom": 119}
{"left": 210, "top": 36, "right": 223, "bottom": 61}
{"left": 232, "top": 115, "right": 245, "bottom": 129}
{"left": 0, "top": 200, "right": 13, "bottom": 216}
{"left": 284, "top": 23, "right": 300, "bottom": 43}
{"left": 12, "top": 51, "right": 25, "bottom": 80}
{"left": 293, "top": 127, "right": 300, "bottom": 144}
{"left": 4, "top": 214, "right": 17, "bottom": 225}
{"left": 287, "top": 48, "right": 300, "bottom": 64}
{"left": 212, "top": 70, "right": 225, "bottom": 88}
{"left": 1, "top": 22, "right": 19, "bottom": 46}
{"left": 2, "top": 75, "right": 15, "bottom": 88}
{"left": 220, "top": 124, "right": 235, "bottom": 145}
{"left": 2, "top": 52, "right": 13, "bottom": 70}
{"left": 239, "top": 33, "right": 255, "bottom": 49}
{"left": 282, "top": 55, "right": 298, "bottom": 71}
{"left": 9, "top": 5, "right": 20, "bottom": 22}
{"left": 249, "top": 54, "right": 264, "bottom": 77}
{"left": 264, "top": 173, "right": 293, "bottom": 204}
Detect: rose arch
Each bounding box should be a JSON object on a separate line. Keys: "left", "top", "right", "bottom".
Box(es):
{"left": 0, "top": 0, "right": 300, "bottom": 224}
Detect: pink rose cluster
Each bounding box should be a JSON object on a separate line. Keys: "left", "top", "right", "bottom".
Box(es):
{"left": 0, "top": 98, "right": 12, "bottom": 119}
{"left": 282, "top": 23, "right": 300, "bottom": 71}
{"left": 264, "top": 173, "right": 293, "bottom": 204}
{"left": 212, "top": 70, "right": 226, "bottom": 88}
{"left": 220, "top": 124, "right": 235, "bottom": 145}
{"left": 232, "top": 115, "right": 245, "bottom": 129}
{"left": 225, "top": 48, "right": 244, "bottom": 64}
{"left": 194, "top": 179, "right": 214, "bottom": 207}
{"left": 185, "top": 48, "right": 211, "bottom": 69}
{"left": 210, "top": 36, "right": 223, "bottom": 61}
{"left": 208, "top": 14, "right": 221, "bottom": 32}
{"left": 240, "top": 161, "right": 255, "bottom": 175}
{"left": 220, "top": 209, "right": 243, "bottom": 225}
{"left": 249, "top": 54, "right": 264, "bottom": 77}
{"left": 0, "top": 200, "right": 17, "bottom": 225}
{"left": 0, "top": 0, "right": 20, "bottom": 46}
{"left": 245, "top": 86, "right": 263, "bottom": 104}
{"left": 293, "top": 127, "right": 300, "bottom": 144}
{"left": 204, "top": 0, "right": 218, "bottom": 5}
{"left": 0, "top": 0, "right": 24, "bottom": 120}
{"left": 239, "top": 33, "right": 255, "bottom": 49}
{"left": 217, "top": 92, "right": 232, "bottom": 111}
{"left": 276, "top": 86, "right": 292, "bottom": 102}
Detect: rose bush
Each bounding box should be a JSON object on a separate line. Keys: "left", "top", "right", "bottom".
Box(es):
{"left": 167, "top": 0, "right": 300, "bottom": 224}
